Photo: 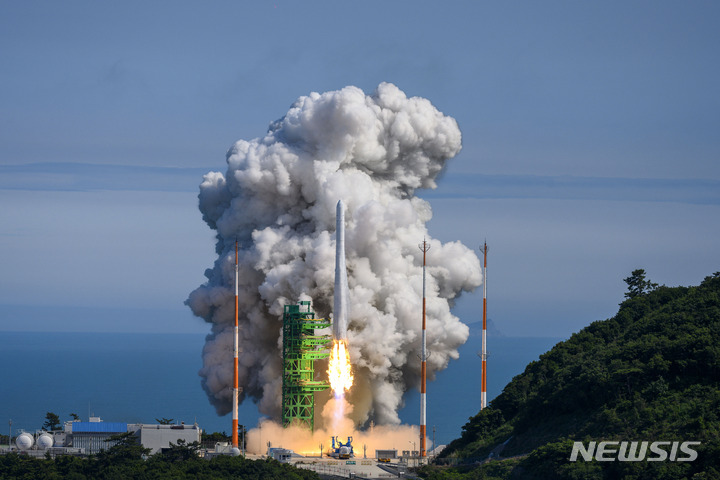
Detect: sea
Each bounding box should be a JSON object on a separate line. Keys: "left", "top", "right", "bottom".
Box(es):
{"left": 0, "top": 330, "right": 564, "bottom": 446}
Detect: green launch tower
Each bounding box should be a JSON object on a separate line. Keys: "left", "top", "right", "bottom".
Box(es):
{"left": 281, "top": 300, "right": 332, "bottom": 430}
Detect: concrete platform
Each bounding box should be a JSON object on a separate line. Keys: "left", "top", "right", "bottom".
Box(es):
{"left": 289, "top": 456, "right": 419, "bottom": 479}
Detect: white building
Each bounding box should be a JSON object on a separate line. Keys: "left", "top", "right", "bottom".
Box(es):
{"left": 59, "top": 417, "right": 201, "bottom": 455}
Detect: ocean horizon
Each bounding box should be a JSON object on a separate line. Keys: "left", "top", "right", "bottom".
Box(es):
{"left": 0, "top": 330, "right": 563, "bottom": 447}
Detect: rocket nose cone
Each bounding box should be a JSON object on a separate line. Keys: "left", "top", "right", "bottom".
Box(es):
{"left": 336, "top": 200, "right": 345, "bottom": 230}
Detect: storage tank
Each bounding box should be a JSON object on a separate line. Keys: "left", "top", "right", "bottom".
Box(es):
{"left": 16, "top": 432, "right": 34, "bottom": 450}
{"left": 37, "top": 433, "right": 54, "bottom": 449}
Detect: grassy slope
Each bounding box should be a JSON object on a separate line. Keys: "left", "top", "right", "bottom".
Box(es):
{"left": 421, "top": 273, "right": 720, "bottom": 479}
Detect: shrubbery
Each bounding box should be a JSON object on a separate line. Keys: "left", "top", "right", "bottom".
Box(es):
{"left": 0, "top": 433, "right": 319, "bottom": 480}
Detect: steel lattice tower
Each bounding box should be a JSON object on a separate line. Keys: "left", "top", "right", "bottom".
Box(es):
{"left": 282, "top": 301, "right": 331, "bottom": 430}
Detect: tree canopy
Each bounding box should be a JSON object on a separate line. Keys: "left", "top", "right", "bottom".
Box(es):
{"left": 623, "top": 268, "right": 658, "bottom": 299}
{"left": 0, "top": 436, "right": 320, "bottom": 479}
{"left": 42, "top": 412, "right": 61, "bottom": 432}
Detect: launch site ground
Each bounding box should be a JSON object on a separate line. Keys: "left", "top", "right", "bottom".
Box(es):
{"left": 247, "top": 453, "right": 421, "bottom": 479}
{"left": 285, "top": 456, "right": 416, "bottom": 479}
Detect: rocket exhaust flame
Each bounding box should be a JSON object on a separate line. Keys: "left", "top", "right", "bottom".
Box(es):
{"left": 328, "top": 340, "right": 354, "bottom": 397}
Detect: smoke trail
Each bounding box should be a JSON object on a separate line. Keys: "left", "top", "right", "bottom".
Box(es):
{"left": 186, "top": 82, "right": 482, "bottom": 426}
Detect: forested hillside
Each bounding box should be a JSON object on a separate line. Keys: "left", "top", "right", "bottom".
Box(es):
{"left": 421, "top": 271, "right": 720, "bottom": 479}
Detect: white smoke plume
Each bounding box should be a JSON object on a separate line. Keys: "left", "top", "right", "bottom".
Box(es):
{"left": 186, "top": 82, "right": 482, "bottom": 427}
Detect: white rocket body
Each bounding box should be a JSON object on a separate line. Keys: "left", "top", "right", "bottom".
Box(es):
{"left": 333, "top": 200, "right": 349, "bottom": 340}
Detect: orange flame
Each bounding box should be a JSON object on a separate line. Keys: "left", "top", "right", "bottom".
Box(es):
{"left": 328, "top": 340, "right": 353, "bottom": 396}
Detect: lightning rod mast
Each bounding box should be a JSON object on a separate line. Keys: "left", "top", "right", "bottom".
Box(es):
{"left": 419, "top": 239, "right": 430, "bottom": 458}
{"left": 480, "top": 241, "right": 488, "bottom": 410}
{"left": 232, "top": 239, "right": 239, "bottom": 448}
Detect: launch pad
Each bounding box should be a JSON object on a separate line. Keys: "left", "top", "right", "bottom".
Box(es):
{"left": 281, "top": 301, "right": 332, "bottom": 430}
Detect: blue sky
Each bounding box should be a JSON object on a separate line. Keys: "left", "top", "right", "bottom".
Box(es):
{"left": 1, "top": 1, "right": 719, "bottom": 337}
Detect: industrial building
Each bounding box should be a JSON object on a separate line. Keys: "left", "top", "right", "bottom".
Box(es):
{"left": 5, "top": 417, "right": 201, "bottom": 457}
{"left": 66, "top": 420, "right": 128, "bottom": 454}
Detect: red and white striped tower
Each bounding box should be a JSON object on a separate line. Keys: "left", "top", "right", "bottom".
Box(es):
{"left": 232, "top": 239, "right": 239, "bottom": 448}
{"left": 419, "top": 239, "right": 430, "bottom": 458}
{"left": 480, "top": 241, "right": 488, "bottom": 410}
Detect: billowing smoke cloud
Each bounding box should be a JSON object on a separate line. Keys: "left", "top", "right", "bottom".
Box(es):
{"left": 186, "top": 82, "right": 482, "bottom": 427}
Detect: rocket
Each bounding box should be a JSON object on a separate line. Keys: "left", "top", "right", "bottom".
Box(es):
{"left": 333, "top": 200, "right": 349, "bottom": 340}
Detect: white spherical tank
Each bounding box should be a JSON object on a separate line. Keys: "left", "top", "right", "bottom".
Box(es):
{"left": 16, "top": 432, "right": 34, "bottom": 450}
{"left": 37, "top": 433, "right": 54, "bottom": 449}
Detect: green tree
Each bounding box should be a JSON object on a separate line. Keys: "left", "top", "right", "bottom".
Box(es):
{"left": 201, "top": 431, "right": 231, "bottom": 449}
{"left": 98, "top": 432, "right": 151, "bottom": 462}
{"left": 69, "top": 413, "right": 80, "bottom": 421}
{"left": 155, "top": 417, "right": 175, "bottom": 425}
{"left": 42, "top": 412, "right": 61, "bottom": 431}
{"left": 623, "top": 269, "right": 658, "bottom": 299}
{"left": 155, "top": 439, "right": 202, "bottom": 462}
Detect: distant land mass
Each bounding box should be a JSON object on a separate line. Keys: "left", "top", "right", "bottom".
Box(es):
{"left": 467, "top": 317, "right": 504, "bottom": 337}
{"left": 422, "top": 271, "right": 720, "bottom": 479}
